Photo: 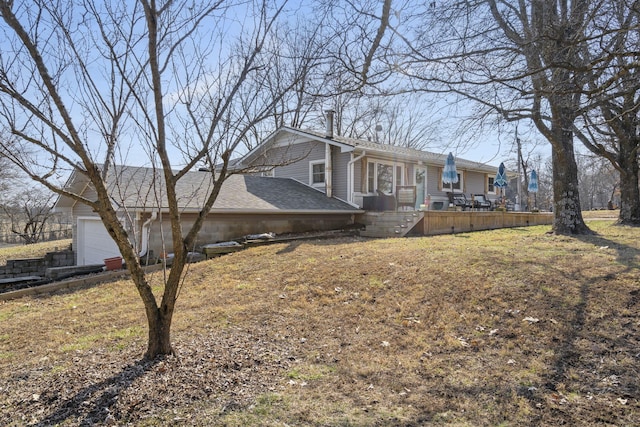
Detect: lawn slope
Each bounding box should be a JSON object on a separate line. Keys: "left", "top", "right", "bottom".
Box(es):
{"left": 0, "top": 222, "right": 638, "bottom": 426}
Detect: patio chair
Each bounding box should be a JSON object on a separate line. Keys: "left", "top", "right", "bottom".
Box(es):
{"left": 375, "top": 189, "right": 397, "bottom": 211}
{"left": 447, "top": 192, "right": 473, "bottom": 210}
{"left": 396, "top": 186, "right": 417, "bottom": 210}
{"left": 472, "top": 194, "right": 492, "bottom": 210}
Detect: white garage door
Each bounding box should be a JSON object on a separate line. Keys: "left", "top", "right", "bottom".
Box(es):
{"left": 77, "top": 218, "right": 121, "bottom": 266}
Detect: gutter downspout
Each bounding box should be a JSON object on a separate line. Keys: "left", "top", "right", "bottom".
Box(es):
{"left": 348, "top": 151, "right": 366, "bottom": 204}
{"left": 139, "top": 211, "right": 158, "bottom": 257}
{"left": 325, "top": 143, "right": 333, "bottom": 198}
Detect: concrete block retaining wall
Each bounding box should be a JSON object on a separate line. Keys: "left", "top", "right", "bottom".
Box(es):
{"left": 0, "top": 249, "right": 75, "bottom": 279}
{"left": 147, "top": 212, "right": 357, "bottom": 254}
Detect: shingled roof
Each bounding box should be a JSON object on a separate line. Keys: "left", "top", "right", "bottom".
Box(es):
{"left": 55, "top": 165, "right": 361, "bottom": 213}
{"left": 241, "top": 126, "right": 497, "bottom": 174}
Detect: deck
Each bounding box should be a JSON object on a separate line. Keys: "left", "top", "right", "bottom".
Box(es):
{"left": 359, "top": 210, "right": 553, "bottom": 238}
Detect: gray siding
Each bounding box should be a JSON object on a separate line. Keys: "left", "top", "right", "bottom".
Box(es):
{"left": 332, "top": 150, "right": 350, "bottom": 200}
{"left": 465, "top": 171, "right": 488, "bottom": 195}
{"left": 268, "top": 141, "right": 325, "bottom": 185}
{"left": 427, "top": 166, "right": 446, "bottom": 198}
{"left": 425, "top": 167, "right": 492, "bottom": 203}
{"left": 354, "top": 158, "right": 363, "bottom": 193}
{"left": 254, "top": 138, "right": 353, "bottom": 201}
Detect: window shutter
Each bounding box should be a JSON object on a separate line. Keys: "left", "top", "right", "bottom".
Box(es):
{"left": 437, "top": 168, "right": 442, "bottom": 191}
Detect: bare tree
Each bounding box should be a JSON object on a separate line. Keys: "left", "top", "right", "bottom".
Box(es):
{"left": 242, "top": 0, "right": 397, "bottom": 152}
{"left": 576, "top": 153, "right": 619, "bottom": 210}
{"left": 390, "top": 0, "right": 638, "bottom": 234}
{"left": 0, "top": 0, "right": 393, "bottom": 359}
{"left": 0, "top": 185, "right": 56, "bottom": 244}
{"left": 571, "top": 0, "right": 640, "bottom": 224}
{"left": 0, "top": 150, "right": 15, "bottom": 193}
{"left": 0, "top": 0, "right": 325, "bottom": 359}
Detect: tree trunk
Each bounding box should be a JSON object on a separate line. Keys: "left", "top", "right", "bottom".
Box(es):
{"left": 126, "top": 249, "right": 178, "bottom": 360}
{"left": 617, "top": 141, "right": 640, "bottom": 225}
{"left": 550, "top": 125, "right": 591, "bottom": 235}
{"left": 618, "top": 172, "right": 640, "bottom": 226}
{"left": 145, "top": 307, "right": 174, "bottom": 359}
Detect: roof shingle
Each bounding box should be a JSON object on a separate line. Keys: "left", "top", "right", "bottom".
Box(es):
{"left": 103, "top": 166, "right": 359, "bottom": 212}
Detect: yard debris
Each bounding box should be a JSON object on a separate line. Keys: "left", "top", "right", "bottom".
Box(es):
{"left": 402, "top": 316, "right": 421, "bottom": 326}
{"left": 457, "top": 337, "right": 470, "bottom": 347}
{"left": 381, "top": 341, "right": 390, "bottom": 347}
{"left": 523, "top": 317, "right": 540, "bottom": 323}
{"left": 489, "top": 329, "right": 499, "bottom": 336}
{"left": 549, "top": 392, "right": 568, "bottom": 405}
{"left": 202, "top": 241, "right": 244, "bottom": 258}
{"left": 244, "top": 232, "right": 276, "bottom": 242}
{"left": 617, "top": 398, "right": 628, "bottom": 405}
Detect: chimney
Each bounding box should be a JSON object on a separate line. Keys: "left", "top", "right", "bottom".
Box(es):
{"left": 325, "top": 109, "right": 335, "bottom": 139}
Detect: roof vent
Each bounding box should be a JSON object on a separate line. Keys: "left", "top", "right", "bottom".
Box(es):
{"left": 325, "top": 109, "right": 335, "bottom": 139}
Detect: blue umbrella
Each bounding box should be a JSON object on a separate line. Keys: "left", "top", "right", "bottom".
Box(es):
{"left": 494, "top": 162, "right": 507, "bottom": 189}
{"left": 528, "top": 169, "right": 538, "bottom": 193}
{"left": 494, "top": 162, "right": 507, "bottom": 207}
{"left": 442, "top": 152, "right": 459, "bottom": 192}
{"left": 528, "top": 169, "right": 538, "bottom": 209}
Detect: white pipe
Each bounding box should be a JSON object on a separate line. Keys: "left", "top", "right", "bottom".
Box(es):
{"left": 138, "top": 211, "right": 158, "bottom": 257}
{"left": 325, "top": 142, "right": 333, "bottom": 198}
{"left": 347, "top": 151, "right": 366, "bottom": 204}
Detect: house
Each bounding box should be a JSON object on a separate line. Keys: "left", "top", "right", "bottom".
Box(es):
{"left": 240, "top": 110, "right": 499, "bottom": 211}
{"left": 54, "top": 115, "right": 502, "bottom": 265}
{"left": 54, "top": 166, "right": 362, "bottom": 266}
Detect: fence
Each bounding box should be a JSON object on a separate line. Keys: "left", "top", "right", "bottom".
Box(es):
{"left": 422, "top": 211, "right": 553, "bottom": 235}
{"left": 0, "top": 228, "right": 72, "bottom": 245}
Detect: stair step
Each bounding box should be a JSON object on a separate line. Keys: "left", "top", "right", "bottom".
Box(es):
{"left": 360, "top": 212, "right": 423, "bottom": 238}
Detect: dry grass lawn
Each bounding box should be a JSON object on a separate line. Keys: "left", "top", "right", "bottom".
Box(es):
{"left": 0, "top": 220, "right": 638, "bottom": 426}
{"left": 0, "top": 239, "right": 72, "bottom": 267}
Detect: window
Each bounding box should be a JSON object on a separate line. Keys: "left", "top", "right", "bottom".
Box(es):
{"left": 367, "top": 161, "right": 403, "bottom": 194}
{"left": 310, "top": 160, "right": 325, "bottom": 187}
{"left": 442, "top": 173, "right": 462, "bottom": 191}
{"left": 487, "top": 176, "right": 495, "bottom": 194}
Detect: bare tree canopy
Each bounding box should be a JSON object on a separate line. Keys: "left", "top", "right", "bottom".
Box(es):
{"left": 0, "top": 0, "right": 394, "bottom": 358}
{"left": 0, "top": 0, "right": 310, "bottom": 358}
{"left": 571, "top": 0, "right": 640, "bottom": 224}
{"left": 389, "top": 0, "right": 640, "bottom": 233}
{"left": 0, "top": 183, "right": 57, "bottom": 244}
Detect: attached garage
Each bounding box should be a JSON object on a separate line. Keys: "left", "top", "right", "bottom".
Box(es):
{"left": 76, "top": 217, "right": 121, "bottom": 266}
